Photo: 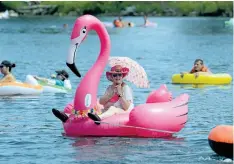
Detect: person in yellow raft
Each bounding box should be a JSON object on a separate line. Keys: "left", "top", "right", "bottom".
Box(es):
{"left": 0, "top": 60, "right": 16, "bottom": 83}
{"left": 180, "top": 59, "right": 212, "bottom": 78}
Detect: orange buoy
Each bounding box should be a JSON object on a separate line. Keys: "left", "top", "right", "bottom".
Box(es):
{"left": 208, "top": 125, "right": 233, "bottom": 159}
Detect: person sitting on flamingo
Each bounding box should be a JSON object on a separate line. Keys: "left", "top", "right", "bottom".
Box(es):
{"left": 52, "top": 65, "right": 134, "bottom": 125}
{"left": 88, "top": 65, "right": 134, "bottom": 124}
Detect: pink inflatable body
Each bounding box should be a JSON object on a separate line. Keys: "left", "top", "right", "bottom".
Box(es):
{"left": 146, "top": 84, "right": 172, "bottom": 103}
{"left": 61, "top": 14, "right": 189, "bottom": 138}
{"left": 63, "top": 85, "right": 188, "bottom": 138}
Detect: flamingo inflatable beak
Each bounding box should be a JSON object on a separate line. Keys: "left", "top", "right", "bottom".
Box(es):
{"left": 66, "top": 26, "right": 88, "bottom": 78}
{"left": 66, "top": 43, "right": 81, "bottom": 77}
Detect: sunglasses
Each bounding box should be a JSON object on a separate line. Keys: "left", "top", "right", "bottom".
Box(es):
{"left": 112, "top": 73, "right": 123, "bottom": 77}
{"left": 0, "top": 65, "right": 4, "bottom": 68}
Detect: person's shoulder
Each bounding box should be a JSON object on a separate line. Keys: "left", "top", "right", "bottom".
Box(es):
{"left": 203, "top": 65, "right": 210, "bottom": 72}
{"left": 123, "top": 84, "right": 132, "bottom": 90}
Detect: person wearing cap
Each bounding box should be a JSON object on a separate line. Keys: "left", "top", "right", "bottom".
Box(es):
{"left": 88, "top": 65, "right": 134, "bottom": 125}
{"left": 0, "top": 60, "right": 16, "bottom": 83}
{"left": 34, "top": 69, "right": 71, "bottom": 89}
{"left": 51, "top": 65, "right": 134, "bottom": 124}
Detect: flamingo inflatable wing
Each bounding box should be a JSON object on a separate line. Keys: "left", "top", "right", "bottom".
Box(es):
{"left": 58, "top": 15, "right": 189, "bottom": 138}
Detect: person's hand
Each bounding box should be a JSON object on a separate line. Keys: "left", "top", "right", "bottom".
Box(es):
{"left": 180, "top": 72, "right": 184, "bottom": 78}
{"left": 33, "top": 76, "right": 38, "bottom": 80}
{"left": 194, "top": 72, "right": 199, "bottom": 78}
{"left": 115, "top": 85, "right": 123, "bottom": 96}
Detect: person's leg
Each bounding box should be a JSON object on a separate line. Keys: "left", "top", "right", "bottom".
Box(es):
{"left": 25, "top": 75, "right": 39, "bottom": 86}
{"left": 99, "top": 106, "right": 125, "bottom": 119}
{"left": 88, "top": 106, "right": 125, "bottom": 125}
{"left": 52, "top": 108, "right": 69, "bottom": 123}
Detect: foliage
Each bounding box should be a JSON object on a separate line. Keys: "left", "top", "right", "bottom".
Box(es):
{"left": 1, "top": 1, "right": 233, "bottom": 17}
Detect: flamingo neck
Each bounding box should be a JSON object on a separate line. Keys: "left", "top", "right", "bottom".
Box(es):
{"left": 93, "top": 23, "right": 110, "bottom": 65}
{"left": 74, "top": 22, "right": 110, "bottom": 111}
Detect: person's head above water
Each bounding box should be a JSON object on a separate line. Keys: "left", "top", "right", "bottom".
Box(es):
{"left": 106, "top": 65, "right": 129, "bottom": 85}
{"left": 63, "top": 24, "right": 68, "bottom": 29}
{"left": 113, "top": 19, "right": 123, "bottom": 27}
{"left": 128, "top": 22, "right": 134, "bottom": 27}
{"left": 0, "top": 60, "right": 16, "bottom": 75}
{"left": 144, "top": 14, "right": 148, "bottom": 24}
{"left": 193, "top": 59, "right": 205, "bottom": 71}
{"left": 54, "top": 69, "right": 69, "bottom": 81}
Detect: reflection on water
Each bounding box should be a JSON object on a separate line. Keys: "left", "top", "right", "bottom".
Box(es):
{"left": 72, "top": 137, "right": 186, "bottom": 161}
{"left": 0, "top": 95, "right": 41, "bottom": 100}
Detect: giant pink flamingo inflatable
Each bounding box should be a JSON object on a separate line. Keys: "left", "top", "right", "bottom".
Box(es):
{"left": 56, "top": 15, "right": 189, "bottom": 138}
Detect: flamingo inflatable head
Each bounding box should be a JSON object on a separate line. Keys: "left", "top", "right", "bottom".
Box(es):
{"left": 66, "top": 16, "right": 94, "bottom": 77}
{"left": 66, "top": 15, "right": 111, "bottom": 112}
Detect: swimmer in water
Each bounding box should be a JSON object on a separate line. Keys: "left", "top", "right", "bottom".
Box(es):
{"left": 63, "top": 24, "right": 68, "bottom": 29}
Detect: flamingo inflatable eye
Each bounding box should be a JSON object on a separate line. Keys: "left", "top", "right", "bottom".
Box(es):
{"left": 82, "top": 26, "right": 87, "bottom": 34}
{"left": 80, "top": 26, "right": 87, "bottom": 35}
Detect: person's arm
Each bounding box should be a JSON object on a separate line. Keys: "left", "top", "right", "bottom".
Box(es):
{"left": 118, "top": 85, "right": 133, "bottom": 111}
{"left": 193, "top": 71, "right": 212, "bottom": 78}
{"left": 119, "top": 96, "right": 131, "bottom": 111}
{"left": 34, "top": 76, "right": 48, "bottom": 83}
{"left": 0, "top": 74, "right": 16, "bottom": 83}
{"left": 34, "top": 76, "right": 59, "bottom": 86}
{"left": 99, "top": 86, "right": 114, "bottom": 105}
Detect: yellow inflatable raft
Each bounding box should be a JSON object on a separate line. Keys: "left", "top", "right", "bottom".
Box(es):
{"left": 0, "top": 82, "right": 43, "bottom": 96}
{"left": 172, "top": 73, "right": 232, "bottom": 85}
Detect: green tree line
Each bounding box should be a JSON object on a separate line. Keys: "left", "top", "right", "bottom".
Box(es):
{"left": 1, "top": 1, "right": 233, "bottom": 17}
